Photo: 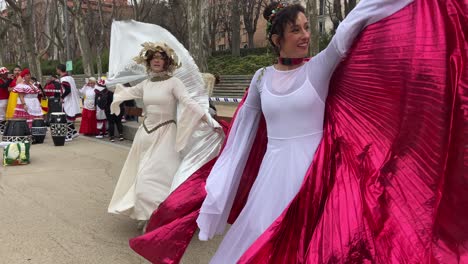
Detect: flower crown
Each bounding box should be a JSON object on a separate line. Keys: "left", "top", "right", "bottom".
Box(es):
{"left": 133, "top": 42, "right": 181, "bottom": 73}
{"left": 266, "top": 2, "right": 289, "bottom": 37}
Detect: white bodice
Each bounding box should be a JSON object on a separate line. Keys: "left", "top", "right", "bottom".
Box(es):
{"left": 81, "top": 86, "right": 96, "bottom": 110}
{"left": 261, "top": 72, "right": 325, "bottom": 139}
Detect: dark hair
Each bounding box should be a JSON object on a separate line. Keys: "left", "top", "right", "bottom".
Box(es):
{"left": 145, "top": 50, "right": 171, "bottom": 71}
{"left": 51, "top": 74, "right": 59, "bottom": 79}
{"left": 56, "top": 64, "right": 66, "bottom": 73}
{"left": 264, "top": 2, "right": 306, "bottom": 54}
{"left": 13, "top": 65, "right": 21, "bottom": 71}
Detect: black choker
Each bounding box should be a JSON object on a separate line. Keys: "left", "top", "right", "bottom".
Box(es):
{"left": 278, "top": 57, "right": 305, "bottom": 66}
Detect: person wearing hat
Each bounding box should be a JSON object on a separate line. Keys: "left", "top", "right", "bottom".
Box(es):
{"left": 0, "top": 67, "right": 13, "bottom": 133}
{"left": 107, "top": 42, "right": 219, "bottom": 228}
{"left": 94, "top": 78, "right": 109, "bottom": 138}
{"left": 43, "top": 74, "right": 63, "bottom": 125}
{"left": 78, "top": 77, "right": 99, "bottom": 135}
{"left": 12, "top": 68, "right": 43, "bottom": 128}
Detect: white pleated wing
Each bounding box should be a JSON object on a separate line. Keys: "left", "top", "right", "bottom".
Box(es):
{"left": 107, "top": 20, "right": 208, "bottom": 110}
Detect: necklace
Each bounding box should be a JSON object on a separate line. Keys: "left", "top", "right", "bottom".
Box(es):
{"left": 149, "top": 71, "right": 171, "bottom": 82}
{"left": 278, "top": 57, "right": 305, "bottom": 66}
{"left": 150, "top": 75, "right": 171, "bottom": 82}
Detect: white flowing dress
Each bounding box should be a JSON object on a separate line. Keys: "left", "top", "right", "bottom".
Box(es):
{"left": 80, "top": 86, "right": 96, "bottom": 111}
{"left": 108, "top": 77, "right": 208, "bottom": 220}
{"left": 196, "top": 0, "right": 414, "bottom": 263}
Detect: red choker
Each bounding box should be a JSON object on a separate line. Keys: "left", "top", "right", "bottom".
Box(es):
{"left": 278, "top": 57, "right": 305, "bottom": 66}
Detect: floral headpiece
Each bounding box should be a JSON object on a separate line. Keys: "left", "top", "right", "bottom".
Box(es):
{"left": 97, "top": 79, "right": 106, "bottom": 87}
{"left": 0, "top": 67, "right": 9, "bottom": 74}
{"left": 133, "top": 42, "right": 181, "bottom": 74}
{"left": 266, "top": 2, "right": 289, "bottom": 37}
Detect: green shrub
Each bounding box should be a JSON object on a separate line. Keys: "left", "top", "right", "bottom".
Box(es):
{"left": 212, "top": 47, "right": 270, "bottom": 57}
{"left": 208, "top": 54, "right": 275, "bottom": 75}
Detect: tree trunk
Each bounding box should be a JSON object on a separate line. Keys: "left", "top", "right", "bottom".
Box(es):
{"left": 210, "top": 33, "right": 216, "bottom": 53}
{"left": 96, "top": 0, "right": 105, "bottom": 76}
{"left": 21, "top": 0, "right": 42, "bottom": 80}
{"left": 231, "top": 0, "right": 240, "bottom": 56}
{"left": 187, "top": 0, "right": 209, "bottom": 72}
{"left": 73, "top": 12, "right": 94, "bottom": 76}
{"left": 247, "top": 31, "right": 255, "bottom": 48}
{"left": 307, "top": 0, "right": 319, "bottom": 55}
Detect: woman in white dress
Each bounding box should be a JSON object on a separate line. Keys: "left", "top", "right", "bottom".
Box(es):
{"left": 107, "top": 42, "right": 218, "bottom": 227}
{"left": 196, "top": 0, "right": 414, "bottom": 263}
{"left": 79, "top": 77, "right": 98, "bottom": 136}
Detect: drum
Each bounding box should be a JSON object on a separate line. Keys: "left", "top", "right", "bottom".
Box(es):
{"left": 31, "top": 118, "right": 47, "bottom": 144}
{"left": 46, "top": 98, "right": 62, "bottom": 125}
{"left": 2, "top": 119, "right": 32, "bottom": 143}
{"left": 50, "top": 112, "right": 67, "bottom": 146}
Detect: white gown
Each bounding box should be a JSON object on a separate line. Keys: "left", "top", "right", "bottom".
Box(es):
{"left": 196, "top": 0, "right": 414, "bottom": 263}
{"left": 108, "top": 77, "right": 209, "bottom": 220}
{"left": 80, "top": 86, "right": 96, "bottom": 111}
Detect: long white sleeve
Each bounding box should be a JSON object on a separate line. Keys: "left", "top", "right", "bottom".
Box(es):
{"left": 197, "top": 69, "right": 263, "bottom": 240}
{"left": 110, "top": 80, "right": 145, "bottom": 115}
{"left": 309, "top": 0, "right": 414, "bottom": 101}
{"left": 172, "top": 77, "right": 207, "bottom": 152}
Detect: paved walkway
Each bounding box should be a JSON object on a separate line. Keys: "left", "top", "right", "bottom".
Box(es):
{"left": 0, "top": 134, "right": 222, "bottom": 264}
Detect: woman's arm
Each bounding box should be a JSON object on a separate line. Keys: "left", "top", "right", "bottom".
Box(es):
{"left": 18, "top": 93, "right": 27, "bottom": 111}
{"left": 308, "top": 0, "right": 414, "bottom": 99}
{"left": 111, "top": 80, "right": 145, "bottom": 115}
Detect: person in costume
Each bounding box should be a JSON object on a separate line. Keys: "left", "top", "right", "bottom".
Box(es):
{"left": 5, "top": 65, "right": 22, "bottom": 119}
{"left": 43, "top": 74, "right": 63, "bottom": 124}
{"left": 129, "top": 0, "right": 466, "bottom": 263}
{"left": 101, "top": 80, "right": 124, "bottom": 142}
{"left": 197, "top": 1, "right": 418, "bottom": 262}
{"left": 107, "top": 41, "right": 221, "bottom": 229}
{"left": 0, "top": 67, "right": 13, "bottom": 133}
{"left": 94, "top": 79, "right": 108, "bottom": 139}
{"left": 79, "top": 77, "right": 98, "bottom": 136}
{"left": 12, "top": 69, "right": 43, "bottom": 128}
{"left": 56, "top": 64, "right": 81, "bottom": 141}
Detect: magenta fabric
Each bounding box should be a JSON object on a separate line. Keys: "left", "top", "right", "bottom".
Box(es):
{"left": 239, "top": 0, "right": 467, "bottom": 263}
{"left": 129, "top": 0, "right": 467, "bottom": 262}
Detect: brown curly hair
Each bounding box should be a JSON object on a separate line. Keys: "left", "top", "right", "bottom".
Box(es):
{"left": 145, "top": 50, "right": 173, "bottom": 72}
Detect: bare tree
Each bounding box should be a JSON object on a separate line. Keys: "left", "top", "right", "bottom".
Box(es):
{"left": 36, "top": 0, "right": 57, "bottom": 61}
{"left": 61, "top": 0, "right": 95, "bottom": 76}
{"left": 207, "top": 0, "right": 223, "bottom": 53}
{"left": 132, "top": 0, "right": 162, "bottom": 22}
{"left": 326, "top": 0, "right": 357, "bottom": 32}
{"left": 96, "top": 0, "right": 106, "bottom": 76}
{"left": 0, "top": 21, "right": 9, "bottom": 66}
{"left": 167, "top": 0, "right": 189, "bottom": 48}
{"left": 241, "top": 0, "right": 265, "bottom": 48}
{"left": 187, "top": 0, "right": 210, "bottom": 71}
{"left": 231, "top": 0, "right": 241, "bottom": 56}
{"left": 4, "top": 0, "right": 43, "bottom": 80}
{"left": 306, "top": 0, "right": 319, "bottom": 55}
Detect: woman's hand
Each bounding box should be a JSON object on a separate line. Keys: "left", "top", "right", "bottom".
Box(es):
{"left": 23, "top": 104, "right": 29, "bottom": 111}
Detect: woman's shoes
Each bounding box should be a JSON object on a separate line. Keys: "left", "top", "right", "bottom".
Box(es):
{"left": 110, "top": 137, "right": 115, "bottom": 142}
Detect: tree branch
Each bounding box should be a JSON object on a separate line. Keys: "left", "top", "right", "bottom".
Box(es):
{"left": 0, "top": 15, "right": 21, "bottom": 28}
{"left": 4, "top": 0, "right": 22, "bottom": 13}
